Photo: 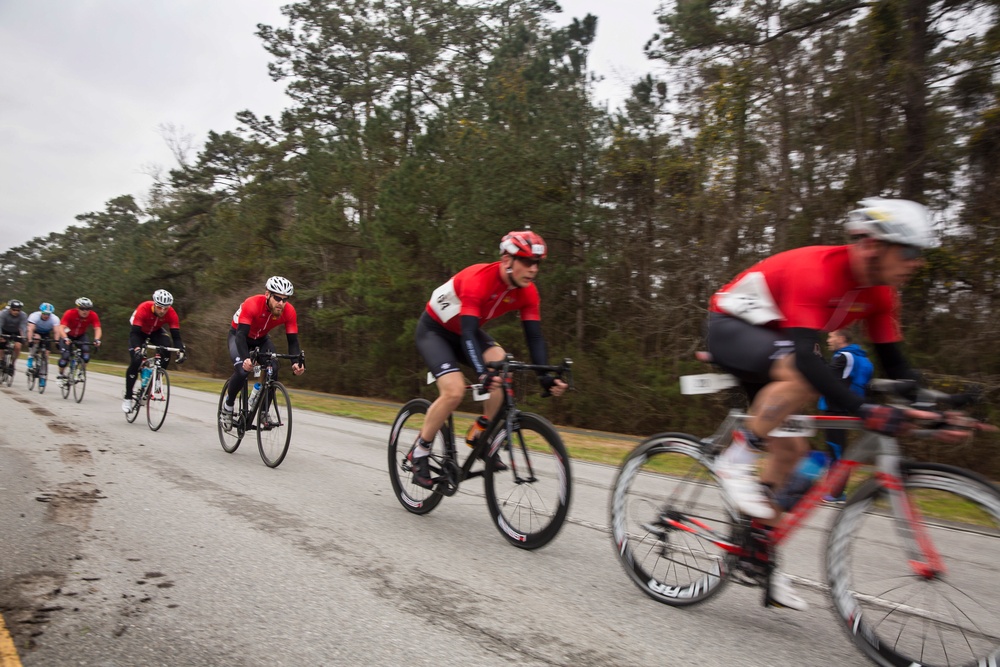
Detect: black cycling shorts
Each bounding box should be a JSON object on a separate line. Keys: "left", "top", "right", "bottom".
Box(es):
{"left": 706, "top": 313, "right": 794, "bottom": 399}
{"left": 415, "top": 312, "right": 497, "bottom": 379}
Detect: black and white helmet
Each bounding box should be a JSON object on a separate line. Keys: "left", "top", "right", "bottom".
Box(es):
{"left": 8, "top": 299, "right": 23, "bottom": 310}
{"left": 265, "top": 276, "right": 294, "bottom": 297}
{"left": 75, "top": 297, "right": 93, "bottom": 309}
{"left": 845, "top": 198, "right": 933, "bottom": 248}
{"left": 153, "top": 289, "right": 174, "bottom": 307}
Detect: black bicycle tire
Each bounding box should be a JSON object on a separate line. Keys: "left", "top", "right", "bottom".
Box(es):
{"left": 125, "top": 384, "right": 142, "bottom": 423}
{"left": 3, "top": 350, "right": 12, "bottom": 387}
{"left": 257, "top": 381, "right": 292, "bottom": 468}
{"left": 146, "top": 368, "right": 170, "bottom": 431}
{"left": 60, "top": 361, "right": 71, "bottom": 399}
{"left": 609, "top": 432, "right": 738, "bottom": 607}
{"left": 826, "top": 461, "right": 1000, "bottom": 667}
{"left": 483, "top": 412, "right": 572, "bottom": 550}
{"left": 387, "top": 398, "right": 444, "bottom": 515}
{"left": 217, "top": 379, "right": 245, "bottom": 453}
{"left": 37, "top": 354, "right": 47, "bottom": 394}
{"left": 26, "top": 355, "right": 36, "bottom": 391}
{"left": 73, "top": 365, "right": 86, "bottom": 403}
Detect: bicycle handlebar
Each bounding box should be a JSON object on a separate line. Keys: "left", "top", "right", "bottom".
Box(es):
{"left": 143, "top": 344, "right": 184, "bottom": 353}
{"left": 250, "top": 349, "right": 306, "bottom": 366}
{"left": 869, "top": 378, "right": 981, "bottom": 410}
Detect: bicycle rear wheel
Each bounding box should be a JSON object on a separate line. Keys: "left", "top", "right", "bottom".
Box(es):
{"left": 73, "top": 365, "right": 86, "bottom": 402}
{"left": 609, "top": 433, "right": 737, "bottom": 607}
{"left": 217, "top": 379, "right": 246, "bottom": 453}
{"left": 483, "top": 412, "right": 572, "bottom": 549}
{"left": 827, "top": 462, "right": 1000, "bottom": 667}
{"left": 387, "top": 398, "right": 445, "bottom": 515}
{"left": 146, "top": 368, "right": 170, "bottom": 431}
{"left": 257, "top": 382, "right": 291, "bottom": 468}
{"left": 2, "top": 352, "right": 12, "bottom": 387}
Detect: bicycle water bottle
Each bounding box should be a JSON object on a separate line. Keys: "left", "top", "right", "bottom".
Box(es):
{"left": 140, "top": 366, "right": 151, "bottom": 389}
{"left": 248, "top": 382, "right": 262, "bottom": 411}
{"left": 27, "top": 356, "right": 33, "bottom": 370}
{"left": 465, "top": 415, "right": 489, "bottom": 448}
{"left": 775, "top": 450, "right": 829, "bottom": 511}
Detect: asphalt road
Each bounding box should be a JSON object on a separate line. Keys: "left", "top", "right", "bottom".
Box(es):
{"left": 0, "top": 370, "right": 866, "bottom": 666}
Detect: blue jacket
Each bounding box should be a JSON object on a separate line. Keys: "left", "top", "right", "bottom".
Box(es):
{"left": 818, "top": 343, "right": 874, "bottom": 412}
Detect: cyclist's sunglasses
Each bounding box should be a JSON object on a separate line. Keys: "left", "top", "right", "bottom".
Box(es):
{"left": 895, "top": 244, "right": 923, "bottom": 261}
{"left": 516, "top": 257, "right": 542, "bottom": 268}
{"left": 270, "top": 294, "right": 290, "bottom": 304}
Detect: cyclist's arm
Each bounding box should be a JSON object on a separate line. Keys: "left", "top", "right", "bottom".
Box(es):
{"left": 788, "top": 328, "right": 865, "bottom": 414}
{"left": 460, "top": 315, "right": 488, "bottom": 377}
{"left": 873, "top": 341, "right": 920, "bottom": 382}
{"left": 93, "top": 325, "right": 102, "bottom": 342}
{"left": 234, "top": 323, "right": 251, "bottom": 361}
{"left": 522, "top": 320, "right": 549, "bottom": 368}
{"left": 285, "top": 332, "right": 301, "bottom": 358}
{"left": 128, "top": 325, "right": 146, "bottom": 350}
{"left": 169, "top": 327, "right": 183, "bottom": 349}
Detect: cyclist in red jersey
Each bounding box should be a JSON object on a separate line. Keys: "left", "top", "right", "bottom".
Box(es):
{"left": 57, "top": 297, "right": 102, "bottom": 384}
{"left": 121, "top": 290, "right": 186, "bottom": 412}
{"left": 706, "top": 198, "right": 973, "bottom": 610}
{"left": 219, "top": 276, "right": 305, "bottom": 430}
{"left": 409, "top": 230, "right": 567, "bottom": 489}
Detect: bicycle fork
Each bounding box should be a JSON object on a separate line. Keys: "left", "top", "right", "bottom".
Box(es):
{"left": 876, "top": 454, "right": 946, "bottom": 579}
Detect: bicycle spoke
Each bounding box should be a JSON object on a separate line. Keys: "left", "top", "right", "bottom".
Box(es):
{"left": 387, "top": 399, "right": 445, "bottom": 515}
{"left": 257, "top": 382, "right": 292, "bottom": 467}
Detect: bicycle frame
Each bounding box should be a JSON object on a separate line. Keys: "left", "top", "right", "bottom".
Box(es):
{"left": 677, "top": 410, "right": 944, "bottom": 579}
{"left": 437, "top": 356, "right": 569, "bottom": 494}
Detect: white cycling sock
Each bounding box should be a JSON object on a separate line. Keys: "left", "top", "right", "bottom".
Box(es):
{"left": 412, "top": 443, "right": 431, "bottom": 458}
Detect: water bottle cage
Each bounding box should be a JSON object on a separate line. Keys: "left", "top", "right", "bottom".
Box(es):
{"left": 253, "top": 364, "right": 262, "bottom": 377}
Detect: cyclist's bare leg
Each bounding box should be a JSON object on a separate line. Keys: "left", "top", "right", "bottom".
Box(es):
{"left": 419, "top": 372, "right": 466, "bottom": 442}
{"left": 745, "top": 354, "right": 818, "bottom": 517}
{"left": 479, "top": 345, "right": 507, "bottom": 418}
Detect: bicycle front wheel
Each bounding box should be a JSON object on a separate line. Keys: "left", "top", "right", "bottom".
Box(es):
{"left": 257, "top": 382, "right": 292, "bottom": 468}
{"left": 36, "top": 355, "right": 48, "bottom": 394}
{"left": 483, "top": 412, "right": 572, "bottom": 550}
{"left": 827, "top": 462, "right": 1000, "bottom": 667}
{"left": 146, "top": 368, "right": 170, "bottom": 431}
{"left": 73, "top": 366, "right": 86, "bottom": 403}
{"left": 609, "top": 433, "right": 737, "bottom": 607}
{"left": 387, "top": 399, "right": 445, "bottom": 515}
{"left": 125, "top": 386, "right": 142, "bottom": 423}
{"left": 218, "top": 379, "right": 245, "bottom": 453}
{"left": 3, "top": 354, "right": 12, "bottom": 387}
{"left": 60, "top": 365, "right": 71, "bottom": 399}
{"left": 26, "top": 360, "right": 36, "bottom": 391}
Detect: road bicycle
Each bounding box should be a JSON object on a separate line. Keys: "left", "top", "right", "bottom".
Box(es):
{"left": 26, "top": 337, "right": 51, "bottom": 394}
{"left": 124, "top": 344, "right": 183, "bottom": 431}
{"left": 217, "top": 349, "right": 303, "bottom": 468}
{"left": 58, "top": 342, "right": 89, "bottom": 402}
{"left": 610, "top": 373, "right": 1000, "bottom": 667}
{"left": 0, "top": 334, "right": 21, "bottom": 387}
{"left": 388, "top": 355, "right": 573, "bottom": 549}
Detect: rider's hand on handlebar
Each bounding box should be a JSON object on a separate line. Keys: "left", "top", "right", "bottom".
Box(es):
{"left": 291, "top": 362, "right": 305, "bottom": 376}
{"left": 176, "top": 349, "right": 186, "bottom": 364}
{"left": 478, "top": 371, "right": 500, "bottom": 392}
{"left": 242, "top": 358, "right": 255, "bottom": 372}
{"left": 538, "top": 375, "right": 567, "bottom": 398}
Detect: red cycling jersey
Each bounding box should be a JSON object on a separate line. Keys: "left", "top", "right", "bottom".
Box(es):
{"left": 425, "top": 261, "right": 541, "bottom": 334}
{"left": 60, "top": 309, "right": 101, "bottom": 338}
{"left": 230, "top": 294, "right": 298, "bottom": 339}
{"left": 710, "top": 245, "right": 902, "bottom": 343}
{"left": 129, "top": 301, "right": 180, "bottom": 334}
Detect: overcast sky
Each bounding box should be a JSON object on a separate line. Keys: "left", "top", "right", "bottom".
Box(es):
{"left": 0, "top": 0, "right": 662, "bottom": 254}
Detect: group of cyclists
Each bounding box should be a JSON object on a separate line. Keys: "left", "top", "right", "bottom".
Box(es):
{"left": 1, "top": 296, "right": 102, "bottom": 388}
{"left": 1, "top": 197, "right": 985, "bottom": 614}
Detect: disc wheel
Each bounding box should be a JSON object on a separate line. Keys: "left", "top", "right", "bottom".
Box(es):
{"left": 826, "top": 462, "right": 1000, "bottom": 667}
{"left": 609, "top": 433, "right": 738, "bottom": 607}
{"left": 146, "top": 368, "right": 170, "bottom": 431}
{"left": 387, "top": 398, "right": 445, "bottom": 515}
{"left": 256, "top": 382, "right": 292, "bottom": 468}
{"left": 483, "top": 412, "right": 572, "bottom": 550}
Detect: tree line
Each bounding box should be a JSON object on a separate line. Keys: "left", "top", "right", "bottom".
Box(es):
{"left": 2, "top": 0, "right": 998, "bottom": 469}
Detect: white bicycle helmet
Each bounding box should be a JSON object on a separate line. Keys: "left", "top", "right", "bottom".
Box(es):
{"left": 152, "top": 289, "right": 174, "bottom": 307}
{"left": 845, "top": 198, "right": 933, "bottom": 248}
{"left": 75, "top": 297, "right": 93, "bottom": 309}
{"left": 265, "top": 276, "right": 294, "bottom": 297}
